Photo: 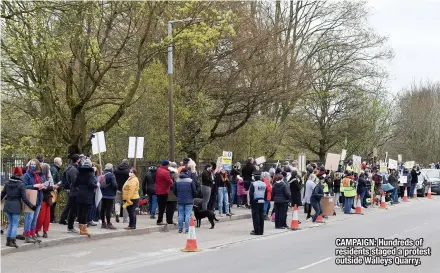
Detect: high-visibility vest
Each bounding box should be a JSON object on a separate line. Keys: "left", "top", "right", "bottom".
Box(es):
{"left": 341, "top": 177, "right": 356, "bottom": 197}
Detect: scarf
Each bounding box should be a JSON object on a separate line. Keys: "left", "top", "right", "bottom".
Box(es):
{"left": 32, "top": 171, "right": 42, "bottom": 184}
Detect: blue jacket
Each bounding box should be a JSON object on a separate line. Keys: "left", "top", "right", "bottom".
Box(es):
{"left": 23, "top": 172, "right": 46, "bottom": 206}
{"left": 311, "top": 183, "right": 324, "bottom": 204}
{"left": 174, "top": 173, "right": 196, "bottom": 205}
{"left": 100, "top": 171, "right": 118, "bottom": 199}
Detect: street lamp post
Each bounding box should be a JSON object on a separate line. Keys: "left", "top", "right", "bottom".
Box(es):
{"left": 167, "top": 18, "right": 203, "bottom": 162}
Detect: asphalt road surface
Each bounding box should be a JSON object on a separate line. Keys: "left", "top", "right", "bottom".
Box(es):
{"left": 1, "top": 197, "right": 439, "bottom": 273}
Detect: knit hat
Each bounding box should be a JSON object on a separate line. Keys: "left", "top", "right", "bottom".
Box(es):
{"left": 170, "top": 162, "right": 178, "bottom": 168}
{"left": 104, "top": 163, "right": 113, "bottom": 171}
{"left": 83, "top": 159, "right": 92, "bottom": 168}
{"left": 54, "top": 157, "right": 62, "bottom": 167}
{"left": 161, "top": 160, "right": 170, "bottom": 166}
{"left": 13, "top": 167, "right": 23, "bottom": 176}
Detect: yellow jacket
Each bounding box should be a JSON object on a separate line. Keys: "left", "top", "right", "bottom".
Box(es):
{"left": 122, "top": 176, "right": 140, "bottom": 208}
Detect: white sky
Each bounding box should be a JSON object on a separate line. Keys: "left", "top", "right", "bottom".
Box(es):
{"left": 368, "top": 0, "right": 440, "bottom": 93}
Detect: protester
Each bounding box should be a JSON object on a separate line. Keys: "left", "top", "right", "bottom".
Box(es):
{"left": 100, "top": 163, "right": 117, "bottom": 229}
{"left": 388, "top": 169, "right": 399, "bottom": 204}
{"left": 167, "top": 163, "right": 179, "bottom": 225}
{"left": 303, "top": 174, "right": 316, "bottom": 220}
{"left": 174, "top": 168, "right": 196, "bottom": 233}
{"left": 310, "top": 177, "right": 324, "bottom": 223}
{"left": 122, "top": 168, "right": 140, "bottom": 230}
{"left": 114, "top": 159, "right": 130, "bottom": 223}
{"left": 289, "top": 170, "right": 302, "bottom": 210}
{"left": 230, "top": 167, "right": 240, "bottom": 206}
{"left": 23, "top": 159, "right": 46, "bottom": 243}
{"left": 142, "top": 166, "right": 158, "bottom": 219}
{"left": 237, "top": 175, "right": 247, "bottom": 207}
{"left": 341, "top": 171, "right": 356, "bottom": 214}
{"left": 208, "top": 162, "right": 218, "bottom": 211}
{"left": 410, "top": 166, "right": 421, "bottom": 198}
{"left": 74, "top": 158, "right": 97, "bottom": 237}
{"left": 261, "top": 172, "right": 272, "bottom": 220}
{"left": 357, "top": 172, "right": 367, "bottom": 209}
{"left": 1, "top": 167, "right": 36, "bottom": 248}
{"left": 242, "top": 158, "right": 256, "bottom": 208}
{"left": 50, "top": 157, "right": 62, "bottom": 223}
{"left": 36, "top": 162, "right": 58, "bottom": 238}
{"left": 249, "top": 174, "right": 267, "bottom": 235}
{"left": 155, "top": 160, "right": 173, "bottom": 225}
{"left": 333, "top": 172, "right": 341, "bottom": 208}
{"left": 201, "top": 164, "right": 213, "bottom": 210}
{"left": 272, "top": 174, "right": 290, "bottom": 229}
{"left": 87, "top": 163, "right": 101, "bottom": 227}
{"left": 215, "top": 169, "right": 231, "bottom": 217}
{"left": 59, "top": 154, "right": 80, "bottom": 233}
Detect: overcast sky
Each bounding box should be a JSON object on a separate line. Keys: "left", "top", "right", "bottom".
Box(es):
{"left": 368, "top": 0, "right": 440, "bottom": 93}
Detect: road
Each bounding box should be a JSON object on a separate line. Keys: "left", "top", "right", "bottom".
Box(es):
{"left": 1, "top": 197, "right": 439, "bottom": 273}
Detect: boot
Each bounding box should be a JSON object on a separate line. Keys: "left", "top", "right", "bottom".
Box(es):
{"left": 106, "top": 223, "right": 116, "bottom": 230}
{"left": 25, "top": 236, "right": 36, "bottom": 244}
{"left": 79, "top": 224, "right": 91, "bottom": 238}
{"left": 36, "top": 231, "right": 41, "bottom": 237}
{"left": 43, "top": 232, "right": 48, "bottom": 238}
{"left": 32, "top": 235, "right": 42, "bottom": 243}
{"left": 101, "top": 223, "right": 107, "bottom": 229}
{"left": 6, "top": 237, "right": 11, "bottom": 247}
{"left": 10, "top": 238, "right": 18, "bottom": 248}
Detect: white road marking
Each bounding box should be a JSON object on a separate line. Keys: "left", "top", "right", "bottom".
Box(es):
{"left": 297, "top": 256, "right": 334, "bottom": 270}
{"left": 403, "top": 222, "right": 428, "bottom": 233}
{"left": 60, "top": 251, "right": 91, "bottom": 258}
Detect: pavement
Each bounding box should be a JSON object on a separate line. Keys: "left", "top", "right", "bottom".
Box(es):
{"left": 1, "top": 196, "right": 438, "bottom": 273}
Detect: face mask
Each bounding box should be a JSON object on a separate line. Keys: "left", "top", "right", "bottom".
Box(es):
{"left": 129, "top": 172, "right": 134, "bottom": 177}
{"left": 207, "top": 168, "right": 212, "bottom": 172}
{"left": 93, "top": 167, "right": 97, "bottom": 172}
{"left": 30, "top": 165, "right": 37, "bottom": 171}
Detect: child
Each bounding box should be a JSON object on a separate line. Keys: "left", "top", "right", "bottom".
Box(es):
{"left": 237, "top": 175, "right": 247, "bottom": 207}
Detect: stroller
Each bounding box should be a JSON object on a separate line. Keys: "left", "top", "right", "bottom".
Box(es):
{"left": 376, "top": 183, "right": 394, "bottom": 203}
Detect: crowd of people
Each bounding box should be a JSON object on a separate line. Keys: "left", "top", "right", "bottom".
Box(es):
{"left": 1, "top": 154, "right": 438, "bottom": 247}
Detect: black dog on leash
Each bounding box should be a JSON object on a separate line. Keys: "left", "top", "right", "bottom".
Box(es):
{"left": 193, "top": 205, "right": 219, "bottom": 229}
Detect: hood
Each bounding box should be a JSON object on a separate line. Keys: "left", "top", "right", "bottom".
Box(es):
{"left": 7, "top": 175, "right": 23, "bottom": 184}
{"left": 79, "top": 166, "right": 94, "bottom": 173}
{"left": 178, "top": 173, "right": 190, "bottom": 179}
{"left": 118, "top": 162, "right": 130, "bottom": 170}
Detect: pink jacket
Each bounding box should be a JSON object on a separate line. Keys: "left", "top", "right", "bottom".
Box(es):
{"left": 237, "top": 178, "right": 247, "bottom": 195}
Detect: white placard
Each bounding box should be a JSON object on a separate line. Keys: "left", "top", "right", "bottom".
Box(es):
{"left": 255, "top": 156, "right": 266, "bottom": 165}
{"left": 399, "top": 175, "right": 407, "bottom": 186}
{"left": 341, "top": 149, "right": 347, "bottom": 161}
{"left": 405, "top": 161, "right": 415, "bottom": 169}
{"left": 325, "top": 153, "right": 341, "bottom": 172}
{"left": 128, "top": 137, "right": 145, "bottom": 158}
{"left": 388, "top": 159, "right": 398, "bottom": 170}
{"left": 91, "top": 131, "right": 106, "bottom": 155}
{"left": 398, "top": 154, "right": 402, "bottom": 162}
{"left": 352, "top": 155, "right": 362, "bottom": 173}
{"left": 215, "top": 156, "right": 223, "bottom": 173}
{"left": 298, "top": 154, "right": 306, "bottom": 173}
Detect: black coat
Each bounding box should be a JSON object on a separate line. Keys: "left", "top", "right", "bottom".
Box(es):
{"left": 142, "top": 169, "right": 156, "bottom": 196}
{"left": 62, "top": 164, "right": 79, "bottom": 196}
{"left": 289, "top": 176, "right": 302, "bottom": 207}
{"left": 74, "top": 166, "right": 97, "bottom": 204}
{"left": 1, "top": 176, "right": 34, "bottom": 214}
{"left": 272, "top": 181, "right": 290, "bottom": 203}
{"left": 114, "top": 163, "right": 130, "bottom": 191}
{"left": 357, "top": 176, "right": 367, "bottom": 194}
{"left": 201, "top": 170, "right": 213, "bottom": 187}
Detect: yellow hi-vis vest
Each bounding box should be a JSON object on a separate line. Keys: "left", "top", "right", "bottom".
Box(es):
{"left": 341, "top": 177, "right": 356, "bottom": 197}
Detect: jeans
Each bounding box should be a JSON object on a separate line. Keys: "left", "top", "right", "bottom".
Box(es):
{"left": 100, "top": 198, "right": 114, "bottom": 224}
{"left": 230, "top": 183, "right": 237, "bottom": 205}
{"left": 126, "top": 199, "right": 138, "bottom": 228}
{"left": 218, "top": 187, "right": 230, "bottom": 215}
{"left": 178, "top": 204, "right": 193, "bottom": 231}
{"left": 77, "top": 203, "right": 91, "bottom": 224}
{"left": 251, "top": 202, "right": 265, "bottom": 235}
{"left": 360, "top": 191, "right": 366, "bottom": 207}
{"left": 311, "top": 202, "right": 322, "bottom": 222}
{"left": 344, "top": 197, "right": 354, "bottom": 214}
{"left": 410, "top": 183, "right": 416, "bottom": 197}
{"left": 148, "top": 194, "right": 158, "bottom": 216}
{"left": 88, "top": 200, "right": 100, "bottom": 222}
{"left": 201, "top": 185, "right": 211, "bottom": 210}
{"left": 392, "top": 188, "right": 399, "bottom": 203}
{"left": 6, "top": 213, "right": 20, "bottom": 238}
{"left": 264, "top": 200, "right": 270, "bottom": 215}
{"left": 334, "top": 192, "right": 341, "bottom": 207}
{"left": 157, "top": 194, "right": 168, "bottom": 224}
{"left": 24, "top": 204, "right": 41, "bottom": 236}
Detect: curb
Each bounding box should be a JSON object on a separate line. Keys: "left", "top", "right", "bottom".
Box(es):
{"left": 1, "top": 213, "right": 252, "bottom": 256}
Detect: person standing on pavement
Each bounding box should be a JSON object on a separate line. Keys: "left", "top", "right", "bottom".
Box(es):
{"left": 100, "top": 163, "right": 117, "bottom": 229}
{"left": 50, "top": 157, "right": 62, "bottom": 223}
{"left": 201, "top": 164, "right": 213, "bottom": 210}
{"left": 59, "top": 154, "right": 80, "bottom": 233}
{"left": 142, "top": 166, "right": 158, "bottom": 219}
{"left": 289, "top": 170, "right": 302, "bottom": 210}
{"left": 23, "top": 159, "right": 47, "bottom": 243}
{"left": 167, "top": 163, "right": 179, "bottom": 225}
{"left": 230, "top": 166, "right": 240, "bottom": 207}
{"left": 1, "top": 167, "right": 36, "bottom": 248}
{"left": 261, "top": 172, "right": 272, "bottom": 220}
{"left": 271, "top": 174, "right": 290, "bottom": 229}
{"left": 333, "top": 172, "right": 341, "bottom": 208}
{"left": 155, "top": 160, "right": 173, "bottom": 225}
{"left": 174, "top": 168, "right": 196, "bottom": 233}
{"left": 410, "top": 165, "right": 421, "bottom": 198}
{"left": 341, "top": 172, "right": 356, "bottom": 214}
{"left": 242, "top": 158, "right": 256, "bottom": 209}
{"left": 74, "top": 158, "right": 97, "bottom": 237}
{"left": 310, "top": 178, "right": 324, "bottom": 223}
{"left": 357, "top": 172, "right": 367, "bottom": 209}
{"left": 237, "top": 175, "right": 247, "bottom": 207}
{"left": 122, "top": 168, "right": 140, "bottom": 230}
{"left": 114, "top": 159, "right": 130, "bottom": 223}
{"left": 303, "top": 174, "right": 316, "bottom": 220}
{"left": 249, "top": 174, "right": 267, "bottom": 235}
{"left": 87, "top": 163, "right": 101, "bottom": 227}
{"left": 36, "top": 163, "right": 58, "bottom": 238}
{"left": 215, "top": 169, "right": 231, "bottom": 217}
{"left": 388, "top": 169, "right": 399, "bottom": 204}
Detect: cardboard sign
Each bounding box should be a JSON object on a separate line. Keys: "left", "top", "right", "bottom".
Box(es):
{"left": 128, "top": 137, "right": 144, "bottom": 159}
{"left": 255, "top": 156, "right": 266, "bottom": 165}
{"left": 352, "top": 155, "right": 362, "bottom": 174}
{"left": 380, "top": 162, "right": 387, "bottom": 173}
{"left": 325, "top": 153, "right": 341, "bottom": 171}
{"left": 222, "top": 151, "right": 233, "bottom": 171}
{"left": 23, "top": 189, "right": 37, "bottom": 213}
{"left": 405, "top": 161, "right": 415, "bottom": 169}
{"left": 388, "top": 159, "right": 398, "bottom": 170}
{"left": 91, "top": 131, "right": 106, "bottom": 155}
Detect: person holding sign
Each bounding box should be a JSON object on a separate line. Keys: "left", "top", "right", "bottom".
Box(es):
{"left": 1, "top": 167, "right": 36, "bottom": 248}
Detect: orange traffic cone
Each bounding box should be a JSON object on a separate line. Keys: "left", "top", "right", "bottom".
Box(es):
{"left": 355, "top": 195, "right": 363, "bottom": 214}
{"left": 181, "top": 216, "right": 201, "bottom": 252}
{"left": 290, "top": 204, "right": 301, "bottom": 230}
{"left": 427, "top": 185, "right": 432, "bottom": 199}
{"left": 380, "top": 192, "right": 387, "bottom": 209}
{"left": 413, "top": 188, "right": 418, "bottom": 199}
{"left": 403, "top": 187, "right": 409, "bottom": 202}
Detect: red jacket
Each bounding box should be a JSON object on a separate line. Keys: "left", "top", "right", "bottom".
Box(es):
{"left": 155, "top": 165, "right": 173, "bottom": 195}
